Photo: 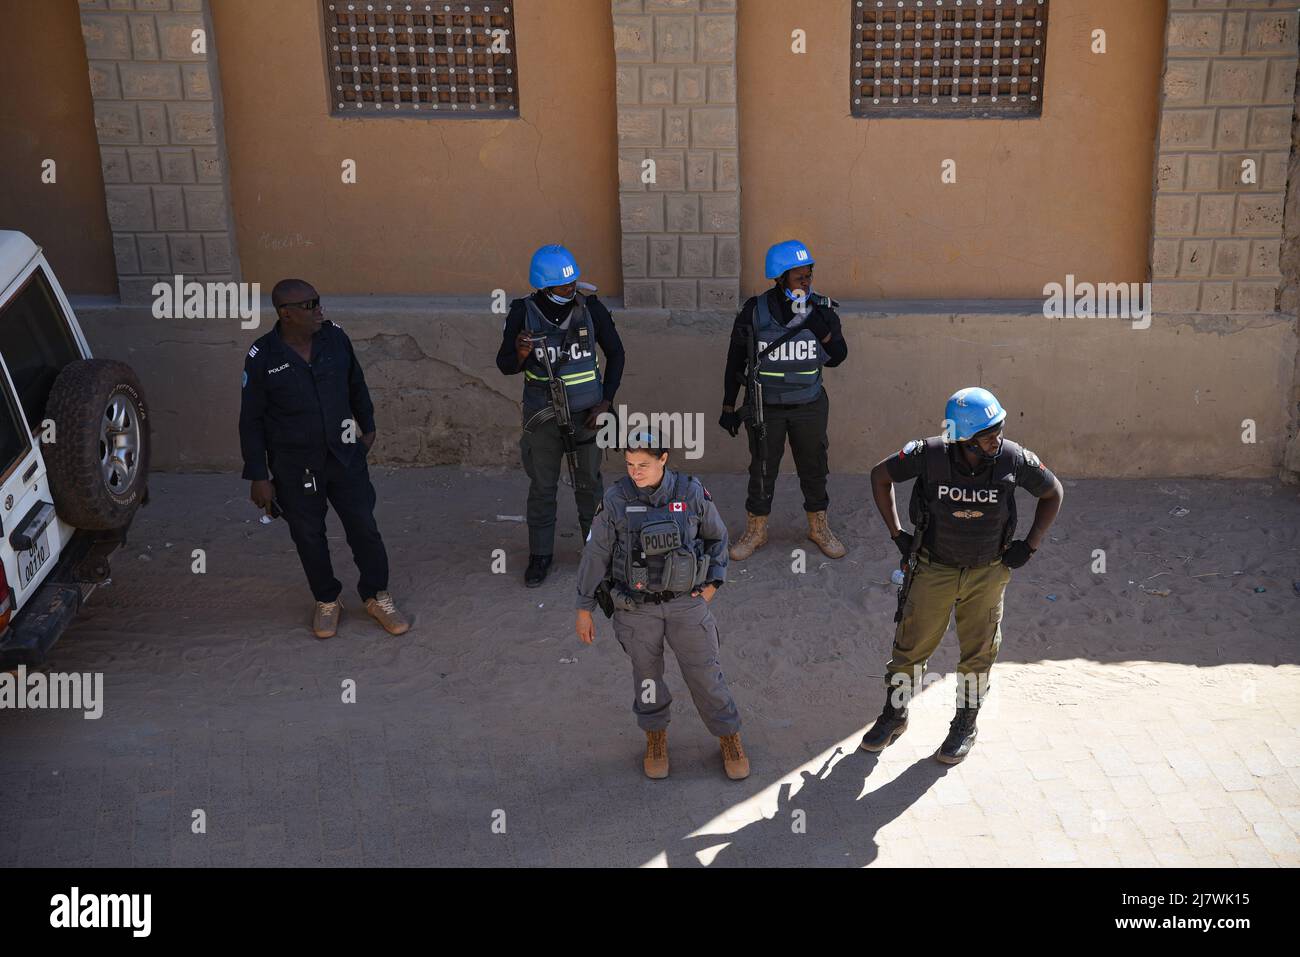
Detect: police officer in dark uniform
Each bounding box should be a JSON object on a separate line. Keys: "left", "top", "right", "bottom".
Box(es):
{"left": 719, "top": 240, "right": 849, "bottom": 562}
{"left": 496, "top": 244, "right": 625, "bottom": 588}
{"left": 861, "top": 387, "right": 1063, "bottom": 763}
{"left": 239, "top": 279, "right": 409, "bottom": 639}
{"left": 574, "top": 432, "right": 747, "bottom": 781}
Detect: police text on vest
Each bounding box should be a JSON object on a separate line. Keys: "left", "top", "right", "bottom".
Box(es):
{"left": 938, "top": 485, "right": 999, "bottom": 504}
{"left": 758, "top": 339, "right": 819, "bottom": 362}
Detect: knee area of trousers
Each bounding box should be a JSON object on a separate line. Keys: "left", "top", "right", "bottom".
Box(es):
{"left": 285, "top": 522, "right": 328, "bottom": 545}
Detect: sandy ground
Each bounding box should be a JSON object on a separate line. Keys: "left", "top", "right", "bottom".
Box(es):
{"left": 1, "top": 466, "right": 1298, "bottom": 867}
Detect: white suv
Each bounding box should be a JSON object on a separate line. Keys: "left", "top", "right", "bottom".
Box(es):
{"left": 0, "top": 231, "right": 150, "bottom": 666}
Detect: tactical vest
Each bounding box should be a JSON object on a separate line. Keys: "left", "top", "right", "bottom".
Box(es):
{"left": 521, "top": 296, "right": 604, "bottom": 417}
{"left": 753, "top": 292, "right": 827, "bottom": 405}
{"left": 610, "top": 472, "right": 711, "bottom": 596}
{"left": 908, "top": 436, "right": 1022, "bottom": 567}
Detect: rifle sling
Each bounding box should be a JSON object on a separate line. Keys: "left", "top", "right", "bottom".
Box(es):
{"left": 745, "top": 313, "right": 815, "bottom": 388}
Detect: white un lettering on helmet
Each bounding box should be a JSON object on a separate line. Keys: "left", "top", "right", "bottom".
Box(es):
{"left": 562, "top": 265, "right": 574, "bottom": 278}
{"left": 795, "top": 249, "right": 808, "bottom": 261}
{"left": 985, "top": 404, "right": 998, "bottom": 419}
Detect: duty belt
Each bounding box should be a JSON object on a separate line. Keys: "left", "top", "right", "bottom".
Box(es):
{"left": 632, "top": 589, "right": 681, "bottom": 605}
{"left": 918, "top": 547, "right": 1005, "bottom": 570}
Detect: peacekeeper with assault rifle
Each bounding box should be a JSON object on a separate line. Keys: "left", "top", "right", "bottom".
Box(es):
{"left": 496, "top": 244, "right": 626, "bottom": 588}
{"left": 719, "top": 240, "right": 850, "bottom": 562}
{"left": 861, "top": 387, "right": 1064, "bottom": 764}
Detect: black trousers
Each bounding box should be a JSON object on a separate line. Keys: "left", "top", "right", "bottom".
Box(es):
{"left": 519, "top": 416, "right": 603, "bottom": 556}
{"left": 743, "top": 389, "right": 830, "bottom": 516}
{"left": 272, "top": 453, "right": 389, "bottom": 604}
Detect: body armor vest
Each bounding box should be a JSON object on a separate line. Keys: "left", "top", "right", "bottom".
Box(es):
{"left": 610, "top": 472, "right": 710, "bottom": 596}
{"left": 752, "top": 292, "right": 826, "bottom": 405}
{"left": 908, "top": 436, "right": 1021, "bottom": 567}
{"left": 521, "top": 296, "right": 603, "bottom": 417}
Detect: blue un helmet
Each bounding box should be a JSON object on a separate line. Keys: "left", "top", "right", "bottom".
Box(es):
{"left": 529, "top": 244, "right": 581, "bottom": 289}
{"left": 944, "top": 387, "right": 1007, "bottom": 442}
{"left": 764, "top": 240, "right": 815, "bottom": 280}
{"left": 625, "top": 430, "right": 664, "bottom": 454}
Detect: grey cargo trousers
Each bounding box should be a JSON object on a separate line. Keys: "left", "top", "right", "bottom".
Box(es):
{"left": 611, "top": 593, "right": 741, "bottom": 737}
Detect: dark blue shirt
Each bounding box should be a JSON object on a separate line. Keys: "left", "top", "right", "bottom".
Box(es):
{"left": 239, "top": 320, "right": 375, "bottom": 480}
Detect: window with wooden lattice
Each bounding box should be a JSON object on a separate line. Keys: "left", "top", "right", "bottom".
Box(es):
{"left": 321, "top": 1, "right": 519, "bottom": 116}
{"left": 851, "top": 0, "right": 1049, "bottom": 118}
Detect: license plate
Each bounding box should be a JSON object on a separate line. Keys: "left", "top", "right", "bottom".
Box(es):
{"left": 17, "top": 530, "right": 51, "bottom": 590}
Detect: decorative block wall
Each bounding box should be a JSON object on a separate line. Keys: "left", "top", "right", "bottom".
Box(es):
{"left": 78, "top": 0, "right": 240, "bottom": 303}
{"left": 612, "top": 0, "right": 740, "bottom": 312}
{"left": 1151, "top": 0, "right": 1298, "bottom": 315}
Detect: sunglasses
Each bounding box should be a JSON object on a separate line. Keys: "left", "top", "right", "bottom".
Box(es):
{"left": 280, "top": 297, "right": 320, "bottom": 311}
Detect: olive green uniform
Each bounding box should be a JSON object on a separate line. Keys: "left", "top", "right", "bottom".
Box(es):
{"left": 884, "top": 437, "right": 1058, "bottom": 707}
{"left": 891, "top": 553, "right": 1010, "bottom": 707}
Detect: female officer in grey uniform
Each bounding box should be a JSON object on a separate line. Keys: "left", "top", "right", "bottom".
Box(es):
{"left": 575, "top": 433, "right": 748, "bottom": 781}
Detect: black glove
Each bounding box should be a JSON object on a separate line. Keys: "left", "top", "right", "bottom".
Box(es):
{"left": 892, "top": 530, "right": 914, "bottom": 559}
{"left": 803, "top": 311, "right": 832, "bottom": 341}
{"left": 1001, "top": 540, "right": 1036, "bottom": 569}
{"left": 719, "top": 409, "right": 743, "bottom": 437}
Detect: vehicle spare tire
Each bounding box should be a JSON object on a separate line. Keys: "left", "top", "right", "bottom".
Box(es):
{"left": 43, "top": 359, "right": 150, "bottom": 531}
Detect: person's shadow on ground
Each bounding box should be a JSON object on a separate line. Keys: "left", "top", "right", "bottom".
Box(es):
{"left": 662, "top": 747, "right": 951, "bottom": 867}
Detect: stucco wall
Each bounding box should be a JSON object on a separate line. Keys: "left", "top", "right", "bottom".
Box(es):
{"left": 72, "top": 298, "right": 1294, "bottom": 479}
{"left": 735, "top": 0, "right": 1166, "bottom": 299}
{"left": 209, "top": 0, "right": 623, "bottom": 296}
{"left": 0, "top": 0, "right": 117, "bottom": 295}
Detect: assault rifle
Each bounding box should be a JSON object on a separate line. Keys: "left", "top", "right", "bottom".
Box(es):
{"left": 895, "top": 501, "right": 929, "bottom": 624}
{"left": 739, "top": 321, "right": 768, "bottom": 481}
{"left": 527, "top": 330, "right": 582, "bottom": 496}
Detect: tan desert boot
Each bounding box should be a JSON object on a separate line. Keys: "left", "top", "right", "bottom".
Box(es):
{"left": 806, "top": 510, "right": 847, "bottom": 559}
{"left": 719, "top": 733, "right": 750, "bottom": 780}
{"left": 313, "top": 599, "right": 342, "bottom": 639}
{"left": 728, "top": 512, "right": 769, "bottom": 561}
{"left": 364, "top": 591, "right": 410, "bottom": 635}
{"left": 643, "top": 729, "right": 669, "bottom": 779}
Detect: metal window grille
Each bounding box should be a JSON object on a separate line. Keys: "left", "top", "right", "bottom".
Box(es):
{"left": 322, "top": 1, "right": 519, "bottom": 116}
{"left": 851, "top": 0, "right": 1049, "bottom": 118}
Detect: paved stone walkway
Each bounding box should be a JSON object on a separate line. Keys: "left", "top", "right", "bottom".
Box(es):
{"left": 1, "top": 471, "right": 1296, "bottom": 867}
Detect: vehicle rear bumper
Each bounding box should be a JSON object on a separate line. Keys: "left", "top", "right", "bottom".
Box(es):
{"left": 0, "top": 528, "right": 123, "bottom": 668}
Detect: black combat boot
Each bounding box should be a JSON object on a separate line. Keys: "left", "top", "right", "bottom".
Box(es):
{"left": 935, "top": 707, "right": 979, "bottom": 764}
{"left": 524, "top": 554, "right": 553, "bottom": 588}
{"left": 860, "top": 696, "right": 909, "bottom": 752}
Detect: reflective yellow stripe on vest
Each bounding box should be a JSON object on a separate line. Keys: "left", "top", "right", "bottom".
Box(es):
{"left": 525, "top": 369, "right": 598, "bottom": 384}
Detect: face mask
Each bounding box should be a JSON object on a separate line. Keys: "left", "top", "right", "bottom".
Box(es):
{"left": 546, "top": 290, "right": 575, "bottom": 306}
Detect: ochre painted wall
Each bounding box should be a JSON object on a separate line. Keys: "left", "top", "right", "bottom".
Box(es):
{"left": 211, "top": 0, "right": 622, "bottom": 296}
{"left": 72, "top": 300, "right": 1295, "bottom": 479}
{"left": 736, "top": 0, "right": 1166, "bottom": 298}
{"left": 0, "top": 0, "right": 117, "bottom": 295}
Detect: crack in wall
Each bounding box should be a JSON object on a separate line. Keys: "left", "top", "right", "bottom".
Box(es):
{"left": 1280, "top": 62, "right": 1300, "bottom": 481}
{"left": 350, "top": 331, "right": 518, "bottom": 406}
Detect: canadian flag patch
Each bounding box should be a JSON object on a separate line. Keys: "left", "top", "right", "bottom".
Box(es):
{"left": 670, "top": 502, "right": 685, "bottom": 512}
